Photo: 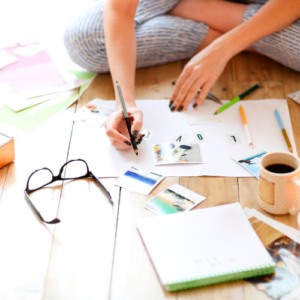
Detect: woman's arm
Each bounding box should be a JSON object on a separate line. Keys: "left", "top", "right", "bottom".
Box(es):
{"left": 104, "top": 0, "right": 143, "bottom": 150}
{"left": 170, "top": 0, "right": 300, "bottom": 111}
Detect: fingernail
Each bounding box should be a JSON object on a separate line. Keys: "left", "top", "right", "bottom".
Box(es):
{"left": 133, "top": 130, "right": 139, "bottom": 139}
{"left": 172, "top": 80, "right": 176, "bottom": 85}
{"left": 170, "top": 105, "right": 176, "bottom": 112}
{"left": 124, "top": 141, "right": 131, "bottom": 146}
{"left": 178, "top": 106, "right": 183, "bottom": 112}
{"left": 136, "top": 134, "right": 145, "bottom": 145}
{"left": 169, "top": 101, "right": 174, "bottom": 108}
{"left": 193, "top": 103, "right": 197, "bottom": 109}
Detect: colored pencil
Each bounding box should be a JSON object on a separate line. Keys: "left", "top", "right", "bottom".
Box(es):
{"left": 115, "top": 81, "right": 138, "bottom": 155}
{"left": 275, "top": 109, "right": 293, "bottom": 153}
{"left": 239, "top": 105, "right": 253, "bottom": 149}
{"left": 214, "top": 83, "right": 262, "bottom": 115}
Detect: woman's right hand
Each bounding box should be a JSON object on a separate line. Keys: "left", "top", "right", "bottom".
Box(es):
{"left": 104, "top": 106, "right": 143, "bottom": 151}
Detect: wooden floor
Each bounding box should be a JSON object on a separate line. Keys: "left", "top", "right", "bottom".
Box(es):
{"left": 1, "top": 52, "right": 300, "bottom": 300}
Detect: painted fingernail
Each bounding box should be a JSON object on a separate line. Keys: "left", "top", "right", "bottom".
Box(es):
{"left": 193, "top": 103, "right": 197, "bottom": 109}
{"left": 170, "top": 105, "right": 176, "bottom": 112}
{"left": 124, "top": 141, "right": 131, "bottom": 146}
{"left": 133, "top": 130, "right": 139, "bottom": 139}
{"left": 178, "top": 106, "right": 183, "bottom": 112}
{"left": 172, "top": 80, "right": 176, "bottom": 85}
{"left": 136, "top": 134, "right": 145, "bottom": 145}
{"left": 169, "top": 101, "right": 174, "bottom": 108}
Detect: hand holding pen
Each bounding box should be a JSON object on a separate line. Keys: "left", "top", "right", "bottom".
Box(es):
{"left": 104, "top": 82, "right": 144, "bottom": 151}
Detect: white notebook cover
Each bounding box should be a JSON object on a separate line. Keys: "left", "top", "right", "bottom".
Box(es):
{"left": 138, "top": 203, "right": 274, "bottom": 290}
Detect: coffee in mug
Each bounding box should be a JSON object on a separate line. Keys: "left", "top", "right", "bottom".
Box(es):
{"left": 258, "top": 152, "right": 300, "bottom": 215}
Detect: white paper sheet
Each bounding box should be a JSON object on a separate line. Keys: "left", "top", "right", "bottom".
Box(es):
{"left": 4, "top": 81, "right": 89, "bottom": 111}
{"left": 84, "top": 99, "right": 296, "bottom": 177}
{"left": 244, "top": 208, "right": 300, "bottom": 243}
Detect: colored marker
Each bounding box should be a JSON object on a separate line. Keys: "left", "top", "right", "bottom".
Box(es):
{"left": 214, "top": 83, "right": 262, "bottom": 115}
{"left": 275, "top": 109, "right": 293, "bottom": 153}
{"left": 239, "top": 105, "right": 253, "bottom": 149}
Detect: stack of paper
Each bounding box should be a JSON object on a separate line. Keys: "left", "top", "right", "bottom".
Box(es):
{"left": 0, "top": 41, "right": 95, "bottom": 132}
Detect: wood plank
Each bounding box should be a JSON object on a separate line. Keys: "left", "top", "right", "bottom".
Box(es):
{"left": 110, "top": 61, "right": 182, "bottom": 300}
{"left": 135, "top": 62, "right": 182, "bottom": 100}
{"left": 110, "top": 177, "right": 179, "bottom": 300}
{"left": 44, "top": 76, "right": 119, "bottom": 300}
{"left": 0, "top": 107, "right": 75, "bottom": 300}
{"left": 43, "top": 177, "right": 119, "bottom": 300}
{"left": 238, "top": 64, "right": 300, "bottom": 300}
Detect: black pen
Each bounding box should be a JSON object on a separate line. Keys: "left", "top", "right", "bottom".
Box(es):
{"left": 115, "top": 81, "right": 138, "bottom": 155}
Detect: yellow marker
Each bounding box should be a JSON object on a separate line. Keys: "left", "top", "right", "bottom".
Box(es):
{"left": 240, "top": 105, "right": 254, "bottom": 149}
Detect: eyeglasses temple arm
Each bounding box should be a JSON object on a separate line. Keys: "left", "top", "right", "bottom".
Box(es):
{"left": 89, "top": 172, "right": 114, "bottom": 206}
{"left": 24, "top": 191, "right": 61, "bottom": 224}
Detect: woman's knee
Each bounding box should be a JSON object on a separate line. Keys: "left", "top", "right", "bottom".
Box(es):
{"left": 64, "top": 2, "right": 109, "bottom": 72}
{"left": 135, "top": 15, "right": 208, "bottom": 68}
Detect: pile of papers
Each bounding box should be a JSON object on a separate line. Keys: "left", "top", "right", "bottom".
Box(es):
{"left": 0, "top": 41, "right": 95, "bottom": 132}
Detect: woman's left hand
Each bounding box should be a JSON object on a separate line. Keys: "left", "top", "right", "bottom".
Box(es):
{"left": 169, "top": 42, "right": 229, "bottom": 111}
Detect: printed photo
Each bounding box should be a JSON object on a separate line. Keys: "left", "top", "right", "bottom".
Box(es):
{"left": 231, "top": 149, "right": 267, "bottom": 179}
{"left": 115, "top": 166, "right": 165, "bottom": 196}
{"left": 288, "top": 90, "right": 300, "bottom": 105}
{"left": 247, "top": 217, "right": 300, "bottom": 300}
{"left": 73, "top": 99, "right": 114, "bottom": 128}
{"left": 152, "top": 143, "right": 203, "bottom": 165}
{"left": 145, "top": 183, "right": 206, "bottom": 215}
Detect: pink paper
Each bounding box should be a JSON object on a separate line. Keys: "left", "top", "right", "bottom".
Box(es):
{"left": 0, "top": 43, "right": 66, "bottom": 94}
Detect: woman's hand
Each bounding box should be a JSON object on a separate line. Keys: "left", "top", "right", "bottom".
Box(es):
{"left": 104, "top": 106, "right": 143, "bottom": 151}
{"left": 169, "top": 41, "right": 230, "bottom": 111}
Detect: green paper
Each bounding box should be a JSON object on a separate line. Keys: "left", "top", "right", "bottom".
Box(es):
{"left": 0, "top": 93, "right": 79, "bottom": 132}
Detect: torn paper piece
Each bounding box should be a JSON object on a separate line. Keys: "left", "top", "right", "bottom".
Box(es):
{"left": 73, "top": 98, "right": 114, "bottom": 128}
{"left": 115, "top": 166, "right": 165, "bottom": 196}
{"left": 288, "top": 90, "right": 300, "bottom": 105}
{"left": 145, "top": 183, "right": 206, "bottom": 215}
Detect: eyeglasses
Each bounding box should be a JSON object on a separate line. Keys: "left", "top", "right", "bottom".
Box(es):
{"left": 24, "top": 159, "right": 113, "bottom": 224}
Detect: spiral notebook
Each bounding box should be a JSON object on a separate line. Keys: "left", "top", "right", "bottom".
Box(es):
{"left": 137, "top": 203, "right": 275, "bottom": 291}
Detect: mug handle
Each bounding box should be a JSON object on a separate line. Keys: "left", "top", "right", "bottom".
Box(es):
{"left": 288, "top": 177, "right": 300, "bottom": 215}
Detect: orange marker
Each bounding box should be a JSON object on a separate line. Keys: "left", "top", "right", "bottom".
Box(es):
{"left": 240, "top": 105, "right": 254, "bottom": 149}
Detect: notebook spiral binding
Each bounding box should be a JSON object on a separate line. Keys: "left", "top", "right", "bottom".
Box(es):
{"left": 166, "top": 264, "right": 275, "bottom": 292}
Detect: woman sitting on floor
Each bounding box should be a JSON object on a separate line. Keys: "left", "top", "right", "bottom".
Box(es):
{"left": 64, "top": 0, "right": 300, "bottom": 150}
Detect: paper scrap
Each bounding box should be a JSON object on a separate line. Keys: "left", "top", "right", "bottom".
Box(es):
{"left": 141, "top": 130, "right": 154, "bottom": 140}
{"left": 153, "top": 143, "right": 203, "bottom": 165}
{"left": 73, "top": 99, "right": 115, "bottom": 128}
{"left": 232, "top": 149, "right": 267, "bottom": 179}
{"left": 145, "top": 183, "right": 206, "bottom": 215}
{"left": 193, "top": 131, "right": 208, "bottom": 143}
{"left": 172, "top": 133, "right": 189, "bottom": 143}
{"left": 288, "top": 90, "right": 300, "bottom": 105}
{"left": 115, "top": 166, "right": 165, "bottom": 196}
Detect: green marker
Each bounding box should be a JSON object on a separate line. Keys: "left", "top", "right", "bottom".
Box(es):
{"left": 214, "top": 83, "right": 262, "bottom": 115}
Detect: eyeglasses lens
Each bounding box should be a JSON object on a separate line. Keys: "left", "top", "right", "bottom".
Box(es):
{"left": 29, "top": 169, "right": 53, "bottom": 191}
{"left": 61, "top": 160, "right": 89, "bottom": 179}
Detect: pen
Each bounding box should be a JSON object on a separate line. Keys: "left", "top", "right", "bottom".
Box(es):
{"left": 214, "top": 83, "right": 262, "bottom": 115}
{"left": 275, "top": 109, "right": 293, "bottom": 153}
{"left": 115, "top": 81, "right": 138, "bottom": 155}
{"left": 239, "top": 105, "right": 254, "bottom": 149}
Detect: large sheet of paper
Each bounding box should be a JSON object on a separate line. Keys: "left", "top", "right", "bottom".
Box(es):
{"left": 92, "top": 99, "right": 296, "bottom": 177}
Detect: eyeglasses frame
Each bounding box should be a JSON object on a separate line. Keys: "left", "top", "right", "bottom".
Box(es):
{"left": 24, "top": 159, "right": 113, "bottom": 224}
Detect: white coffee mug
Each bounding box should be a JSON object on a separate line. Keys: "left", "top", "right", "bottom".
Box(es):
{"left": 258, "top": 152, "right": 300, "bottom": 215}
